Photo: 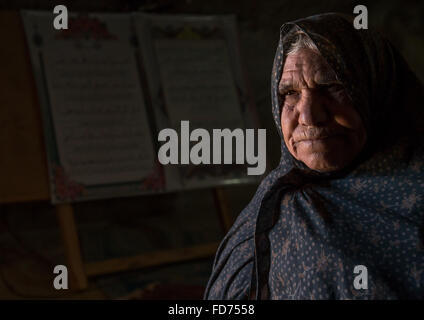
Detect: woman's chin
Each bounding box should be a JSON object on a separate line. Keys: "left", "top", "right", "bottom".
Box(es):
{"left": 299, "top": 152, "right": 352, "bottom": 172}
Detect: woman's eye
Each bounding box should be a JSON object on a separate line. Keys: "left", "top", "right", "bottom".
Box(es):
{"left": 285, "top": 90, "right": 297, "bottom": 96}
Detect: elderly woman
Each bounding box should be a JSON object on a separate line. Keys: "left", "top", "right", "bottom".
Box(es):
{"left": 204, "top": 13, "right": 423, "bottom": 299}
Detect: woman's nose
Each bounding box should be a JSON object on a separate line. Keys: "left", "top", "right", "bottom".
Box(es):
{"left": 298, "top": 90, "right": 329, "bottom": 126}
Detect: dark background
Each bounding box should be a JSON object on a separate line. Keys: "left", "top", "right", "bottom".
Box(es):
{"left": 0, "top": 0, "right": 422, "bottom": 299}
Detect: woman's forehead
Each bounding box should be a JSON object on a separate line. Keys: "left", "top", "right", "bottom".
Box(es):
{"left": 279, "top": 49, "right": 338, "bottom": 86}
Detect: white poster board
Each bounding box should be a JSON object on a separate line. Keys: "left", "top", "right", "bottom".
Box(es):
{"left": 134, "top": 14, "right": 260, "bottom": 190}
{"left": 22, "top": 11, "right": 162, "bottom": 203}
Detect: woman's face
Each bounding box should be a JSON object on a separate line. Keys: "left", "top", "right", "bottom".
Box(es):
{"left": 279, "top": 48, "right": 367, "bottom": 172}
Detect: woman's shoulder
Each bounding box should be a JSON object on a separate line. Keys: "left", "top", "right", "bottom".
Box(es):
{"left": 204, "top": 170, "right": 282, "bottom": 299}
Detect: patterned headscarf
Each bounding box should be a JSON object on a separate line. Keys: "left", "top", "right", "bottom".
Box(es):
{"left": 204, "top": 13, "right": 424, "bottom": 299}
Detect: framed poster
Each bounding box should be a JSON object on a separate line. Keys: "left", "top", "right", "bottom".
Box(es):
{"left": 22, "top": 11, "right": 163, "bottom": 203}
{"left": 134, "top": 13, "right": 261, "bottom": 190}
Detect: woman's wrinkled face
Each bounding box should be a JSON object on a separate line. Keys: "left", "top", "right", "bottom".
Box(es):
{"left": 279, "top": 48, "right": 367, "bottom": 172}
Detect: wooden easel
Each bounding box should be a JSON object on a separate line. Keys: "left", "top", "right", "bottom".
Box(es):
{"left": 0, "top": 11, "right": 234, "bottom": 291}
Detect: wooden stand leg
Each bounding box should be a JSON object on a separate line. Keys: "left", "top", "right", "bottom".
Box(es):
{"left": 213, "top": 188, "right": 233, "bottom": 233}
{"left": 55, "top": 204, "right": 88, "bottom": 290}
